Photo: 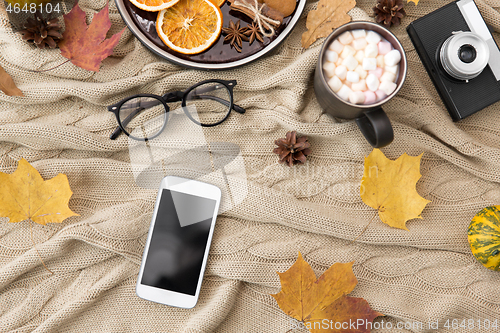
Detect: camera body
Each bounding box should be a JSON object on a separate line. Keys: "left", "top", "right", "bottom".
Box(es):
{"left": 407, "top": 0, "right": 500, "bottom": 121}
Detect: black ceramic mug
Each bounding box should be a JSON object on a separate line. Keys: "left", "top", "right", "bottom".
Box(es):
{"left": 314, "top": 21, "right": 407, "bottom": 148}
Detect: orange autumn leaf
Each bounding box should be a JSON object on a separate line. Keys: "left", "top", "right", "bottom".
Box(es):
{"left": 271, "top": 252, "right": 382, "bottom": 332}
{"left": 407, "top": 0, "right": 419, "bottom": 4}
{"left": 59, "top": 2, "right": 125, "bottom": 72}
{"left": 0, "top": 64, "right": 23, "bottom": 97}
{"left": 0, "top": 159, "right": 78, "bottom": 225}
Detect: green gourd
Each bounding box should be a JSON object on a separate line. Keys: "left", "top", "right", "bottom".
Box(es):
{"left": 468, "top": 205, "right": 500, "bottom": 271}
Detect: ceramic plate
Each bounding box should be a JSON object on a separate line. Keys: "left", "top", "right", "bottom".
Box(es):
{"left": 114, "top": 0, "right": 305, "bottom": 70}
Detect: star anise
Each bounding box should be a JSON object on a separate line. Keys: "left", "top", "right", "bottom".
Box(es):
{"left": 273, "top": 131, "right": 311, "bottom": 167}
{"left": 222, "top": 20, "right": 248, "bottom": 52}
{"left": 244, "top": 22, "right": 264, "bottom": 46}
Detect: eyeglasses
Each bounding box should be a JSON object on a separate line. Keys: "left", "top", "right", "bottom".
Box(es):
{"left": 107, "top": 79, "right": 246, "bottom": 141}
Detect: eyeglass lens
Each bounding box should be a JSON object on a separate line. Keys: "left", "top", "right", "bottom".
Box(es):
{"left": 185, "top": 82, "right": 231, "bottom": 126}
{"left": 119, "top": 96, "right": 167, "bottom": 140}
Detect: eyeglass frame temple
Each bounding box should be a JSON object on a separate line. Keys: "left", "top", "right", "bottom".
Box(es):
{"left": 218, "top": 80, "right": 245, "bottom": 114}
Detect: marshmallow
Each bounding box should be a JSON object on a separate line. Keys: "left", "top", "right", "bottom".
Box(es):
{"left": 362, "top": 58, "right": 377, "bottom": 71}
{"left": 366, "top": 74, "right": 380, "bottom": 92}
{"left": 375, "top": 90, "right": 388, "bottom": 102}
{"left": 342, "top": 55, "right": 359, "bottom": 71}
{"left": 354, "top": 50, "right": 365, "bottom": 63}
{"left": 338, "top": 31, "right": 354, "bottom": 45}
{"left": 335, "top": 65, "right": 347, "bottom": 80}
{"left": 327, "top": 76, "right": 343, "bottom": 93}
{"left": 325, "top": 50, "right": 339, "bottom": 63}
{"left": 376, "top": 55, "right": 385, "bottom": 68}
{"left": 384, "top": 49, "right": 402, "bottom": 66}
{"left": 355, "top": 65, "right": 368, "bottom": 79}
{"left": 327, "top": 29, "right": 401, "bottom": 103}
{"left": 340, "top": 45, "right": 356, "bottom": 59}
{"left": 365, "top": 43, "right": 379, "bottom": 58}
{"left": 323, "top": 62, "right": 337, "bottom": 78}
{"left": 352, "top": 29, "right": 367, "bottom": 39}
{"left": 363, "top": 91, "right": 377, "bottom": 105}
{"left": 337, "top": 84, "right": 352, "bottom": 101}
{"left": 385, "top": 65, "right": 398, "bottom": 74}
{"left": 329, "top": 39, "right": 344, "bottom": 54}
{"left": 346, "top": 71, "right": 360, "bottom": 83}
{"left": 378, "top": 41, "right": 392, "bottom": 55}
{"left": 379, "top": 81, "right": 398, "bottom": 95}
{"left": 349, "top": 91, "right": 366, "bottom": 104}
{"left": 353, "top": 38, "right": 368, "bottom": 50}
{"left": 369, "top": 67, "right": 384, "bottom": 79}
{"left": 366, "top": 31, "right": 382, "bottom": 44}
{"left": 380, "top": 71, "right": 396, "bottom": 83}
{"left": 351, "top": 79, "right": 367, "bottom": 91}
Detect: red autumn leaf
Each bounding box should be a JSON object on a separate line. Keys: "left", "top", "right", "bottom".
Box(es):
{"left": 59, "top": 1, "right": 125, "bottom": 72}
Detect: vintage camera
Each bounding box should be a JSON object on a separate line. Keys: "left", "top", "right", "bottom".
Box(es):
{"left": 407, "top": 0, "right": 500, "bottom": 121}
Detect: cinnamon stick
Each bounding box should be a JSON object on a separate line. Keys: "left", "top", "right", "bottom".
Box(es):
{"left": 228, "top": 0, "right": 284, "bottom": 27}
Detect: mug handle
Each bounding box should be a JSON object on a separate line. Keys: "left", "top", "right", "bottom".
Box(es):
{"left": 355, "top": 108, "right": 394, "bottom": 148}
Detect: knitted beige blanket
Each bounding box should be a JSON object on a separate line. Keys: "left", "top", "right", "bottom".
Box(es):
{"left": 1, "top": 0, "right": 500, "bottom": 332}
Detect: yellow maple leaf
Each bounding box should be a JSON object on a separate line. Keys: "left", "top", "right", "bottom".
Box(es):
{"left": 360, "top": 149, "right": 430, "bottom": 230}
{"left": 0, "top": 159, "right": 78, "bottom": 225}
{"left": 271, "top": 252, "right": 382, "bottom": 332}
{"left": 408, "top": 0, "right": 419, "bottom": 5}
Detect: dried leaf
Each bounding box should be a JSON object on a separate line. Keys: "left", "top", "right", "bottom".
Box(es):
{"left": 301, "top": 0, "right": 356, "bottom": 49}
{"left": 0, "top": 159, "right": 79, "bottom": 225}
{"left": 360, "top": 149, "right": 431, "bottom": 230}
{"left": 0, "top": 64, "right": 24, "bottom": 97}
{"left": 407, "top": 0, "right": 419, "bottom": 5}
{"left": 59, "top": 2, "right": 125, "bottom": 72}
{"left": 271, "top": 252, "right": 382, "bottom": 332}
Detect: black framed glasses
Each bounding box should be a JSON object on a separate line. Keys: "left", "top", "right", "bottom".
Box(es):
{"left": 107, "top": 79, "right": 246, "bottom": 141}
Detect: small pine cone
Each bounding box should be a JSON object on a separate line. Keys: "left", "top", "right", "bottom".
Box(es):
{"left": 20, "top": 12, "right": 63, "bottom": 49}
{"left": 273, "top": 131, "right": 311, "bottom": 167}
{"left": 373, "top": 0, "right": 406, "bottom": 28}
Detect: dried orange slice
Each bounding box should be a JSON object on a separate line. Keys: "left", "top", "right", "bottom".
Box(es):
{"left": 156, "top": 0, "right": 223, "bottom": 55}
{"left": 210, "top": 0, "right": 226, "bottom": 6}
{"left": 128, "top": 0, "right": 179, "bottom": 12}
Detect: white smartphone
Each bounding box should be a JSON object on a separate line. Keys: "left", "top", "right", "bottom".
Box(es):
{"left": 136, "top": 176, "right": 221, "bottom": 308}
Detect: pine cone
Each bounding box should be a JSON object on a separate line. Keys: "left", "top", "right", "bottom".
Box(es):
{"left": 273, "top": 131, "right": 311, "bottom": 167}
{"left": 20, "top": 12, "right": 63, "bottom": 49}
{"left": 373, "top": 0, "right": 406, "bottom": 28}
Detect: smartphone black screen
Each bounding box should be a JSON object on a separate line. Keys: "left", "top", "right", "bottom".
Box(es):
{"left": 141, "top": 189, "right": 216, "bottom": 296}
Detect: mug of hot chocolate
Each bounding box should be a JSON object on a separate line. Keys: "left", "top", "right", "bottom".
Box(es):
{"left": 314, "top": 21, "right": 407, "bottom": 148}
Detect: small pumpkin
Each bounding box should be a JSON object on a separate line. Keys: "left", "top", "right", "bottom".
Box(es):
{"left": 468, "top": 205, "right": 500, "bottom": 271}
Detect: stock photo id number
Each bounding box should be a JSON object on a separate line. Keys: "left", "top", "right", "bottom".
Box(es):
{"left": 6, "top": 1, "right": 61, "bottom": 14}
{"left": 5, "top": 0, "right": 75, "bottom": 29}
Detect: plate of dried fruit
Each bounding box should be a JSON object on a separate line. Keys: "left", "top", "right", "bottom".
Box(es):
{"left": 115, "top": 0, "right": 305, "bottom": 70}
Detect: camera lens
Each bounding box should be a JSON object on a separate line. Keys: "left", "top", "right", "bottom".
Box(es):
{"left": 458, "top": 44, "right": 477, "bottom": 63}
{"left": 439, "top": 32, "right": 489, "bottom": 81}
